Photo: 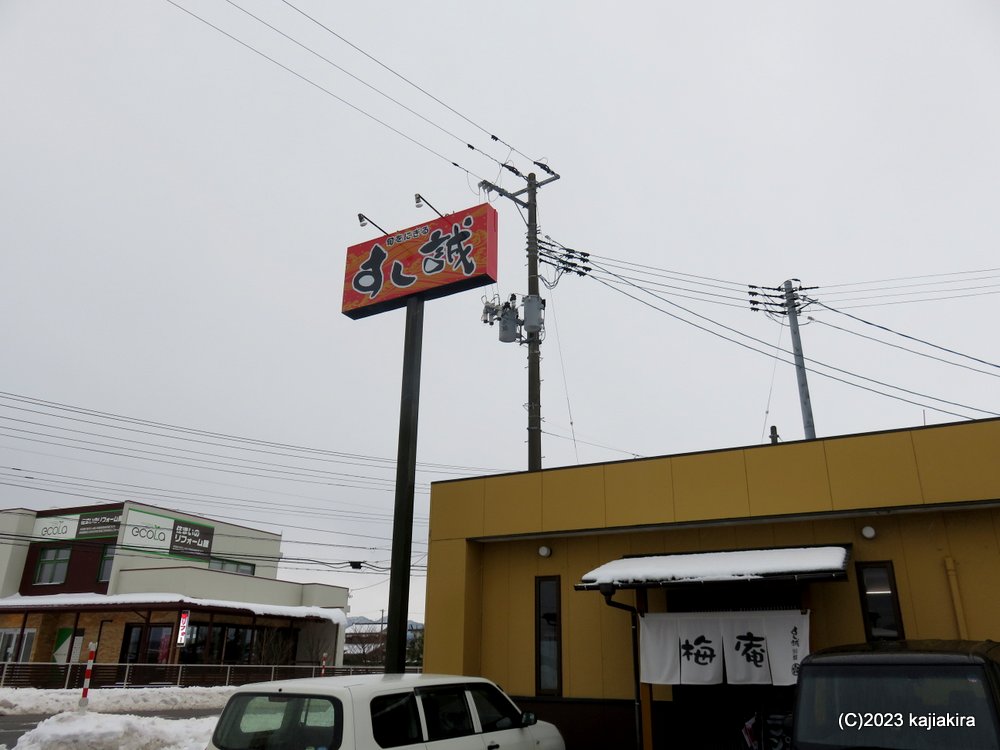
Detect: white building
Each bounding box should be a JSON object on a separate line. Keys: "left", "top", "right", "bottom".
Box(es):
{"left": 0, "top": 501, "right": 347, "bottom": 668}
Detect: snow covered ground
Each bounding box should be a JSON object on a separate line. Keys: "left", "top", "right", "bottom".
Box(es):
{"left": 0, "top": 686, "right": 234, "bottom": 750}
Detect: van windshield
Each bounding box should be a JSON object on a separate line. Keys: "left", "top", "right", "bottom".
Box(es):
{"left": 213, "top": 693, "right": 343, "bottom": 750}
{"left": 794, "top": 664, "right": 1000, "bottom": 750}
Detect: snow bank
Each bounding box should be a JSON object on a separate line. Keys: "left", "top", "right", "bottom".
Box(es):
{"left": 0, "top": 686, "right": 234, "bottom": 716}
{"left": 4, "top": 711, "right": 217, "bottom": 750}
{"left": 0, "top": 687, "right": 233, "bottom": 749}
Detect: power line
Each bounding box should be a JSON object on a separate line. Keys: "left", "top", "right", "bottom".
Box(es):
{"left": 820, "top": 266, "right": 1000, "bottom": 290}
{"left": 538, "top": 241, "right": 998, "bottom": 418}
{"left": 217, "top": 0, "right": 521, "bottom": 178}
{"left": 0, "top": 493, "right": 427, "bottom": 550}
{"left": 0, "top": 391, "right": 504, "bottom": 475}
{"left": 806, "top": 317, "right": 1000, "bottom": 379}
{"left": 162, "top": 0, "right": 488, "bottom": 183}
{"left": 0, "top": 416, "right": 415, "bottom": 489}
{"left": 828, "top": 288, "right": 1000, "bottom": 310}
{"left": 0, "top": 426, "right": 425, "bottom": 494}
{"left": 806, "top": 298, "right": 1000, "bottom": 370}
{"left": 813, "top": 281, "right": 1000, "bottom": 304}
{"left": 0, "top": 466, "right": 427, "bottom": 528}
{"left": 278, "top": 0, "right": 540, "bottom": 170}
{"left": 576, "top": 258, "right": 996, "bottom": 420}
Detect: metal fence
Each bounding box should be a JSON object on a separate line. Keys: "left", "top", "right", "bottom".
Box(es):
{"left": 0, "top": 662, "right": 404, "bottom": 690}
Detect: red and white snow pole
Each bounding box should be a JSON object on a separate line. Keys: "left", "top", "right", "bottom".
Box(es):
{"left": 78, "top": 642, "right": 97, "bottom": 710}
{"left": 320, "top": 652, "right": 327, "bottom": 676}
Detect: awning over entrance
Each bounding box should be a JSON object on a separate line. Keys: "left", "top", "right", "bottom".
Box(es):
{"left": 575, "top": 544, "right": 851, "bottom": 591}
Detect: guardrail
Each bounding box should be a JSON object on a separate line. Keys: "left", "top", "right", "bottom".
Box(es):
{"left": 0, "top": 662, "right": 413, "bottom": 690}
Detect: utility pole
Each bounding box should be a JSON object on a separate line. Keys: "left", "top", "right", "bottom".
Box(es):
{"left": 479, "top": 167, "right": 560, "bottom": 471}
{"left": 749, "top": 279, "right": 818, "bottom": 441}
{"left": 783, "top": 280, "right": 817, "bottom": 440}
{"left": 525, "top": 173, "right": 542, "bottom": 470}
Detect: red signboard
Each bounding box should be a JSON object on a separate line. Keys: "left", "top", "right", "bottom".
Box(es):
{"left": 343, "top": 203, "right": 498, "bottom": 319}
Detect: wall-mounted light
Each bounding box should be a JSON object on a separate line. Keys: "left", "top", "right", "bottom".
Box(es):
{"left": 861, "top": 525, "right": 876, "bottom": 540}
{"left": 538, "top": 545, "right": 552, "bottom": 558}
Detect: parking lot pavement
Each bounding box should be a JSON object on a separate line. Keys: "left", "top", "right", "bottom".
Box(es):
{"left": 0, "top": 714, "right": 49, "bottom": 748}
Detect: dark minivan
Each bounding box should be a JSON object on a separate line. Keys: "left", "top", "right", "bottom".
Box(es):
{"left": 793, "top": 640, "right": 1000, "bottom": 750}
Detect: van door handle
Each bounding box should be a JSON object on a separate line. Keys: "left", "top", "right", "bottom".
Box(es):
{"left": 487, "top": 744, "right": 500, "bottom": 750}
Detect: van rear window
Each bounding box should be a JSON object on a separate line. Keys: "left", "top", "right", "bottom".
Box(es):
{"left": 213, "top": 693, "right": 343, "bottom": 750}
{"left": 795, "top": 664, "right": 1000, "bottom": 749}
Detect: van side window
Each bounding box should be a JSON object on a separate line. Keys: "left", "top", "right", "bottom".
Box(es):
{"left": 371, "top": 692, "right": 422, "bottom": 748}
{"left": 468, "top": 684, "right": 522, "bottom": 732}
{"left": 856, "top": 561, "right": 905, "bottom": 641}
{"left": 419, "top": 686, "right": 475, "bottom": 741}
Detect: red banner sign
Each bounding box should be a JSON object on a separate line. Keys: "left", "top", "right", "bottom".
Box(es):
{"left": 342, "top": 203, "right": 498, "bottom": 319}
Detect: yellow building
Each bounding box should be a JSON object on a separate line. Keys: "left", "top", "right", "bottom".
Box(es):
{"left": 424, "top": 418, "right": 1000, "bottom": 749}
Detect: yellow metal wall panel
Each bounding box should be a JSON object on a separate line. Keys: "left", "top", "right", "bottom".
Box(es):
{"left": 745, "top": 442, "right": 833, "bottom": 516}
{"left": 565, "top": 538, "right": 604, "bottom": 698}
{"left": 424, "top": 540, "right": 482, "bottom": 675}
{"left": 628, "top": 530, "right": 669, "bottom": 558}
{"left": 825, "top": 433, "right": 923, "bottom": 510}
{"left": 505, "top": 541, "right": 538, "bottom": 696}
{"left": 727, "top": 522, "right": 777, "bottom": 550}
{"left": 480, "top": 543, "right": 510, "bottom": 688}
{"left": 484, "top": 473, "right": 543, "bottom": 537}
{"left": 541, "top": 466, "right": 606, "bottom": 532}
{"left": 697, "top": 524, "right": 738, "bottom": 551}
{"left": 604, "top": 459, "right": 674, "bottom": 527}
{"left": 596, "top": 534, "right": 635, "bottom": 700}
{"left": 912, "top": 421, "right": 1000, "bottom": 503}
{"left": 429, "top": 479, "right": 485, "bottom": 541}
{"left": 895, "top": 514, "right": 957, "bottom": 638}
{"left": 943, "top": 510, "right": 1000, "bottom": 640}
{"left": 772, "top": 519, "right": 815, "bottom": 548}
{"left": 672, "top": 450, "right": 751, "bottom": 522}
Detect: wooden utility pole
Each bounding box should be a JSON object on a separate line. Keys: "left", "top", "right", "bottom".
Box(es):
{"left": 479, "top": 167, "right": 560, "bottom": 471}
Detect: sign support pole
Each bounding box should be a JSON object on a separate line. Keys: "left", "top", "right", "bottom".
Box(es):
{"left": 384, "top": 296, "right": 424, "bottom": 673}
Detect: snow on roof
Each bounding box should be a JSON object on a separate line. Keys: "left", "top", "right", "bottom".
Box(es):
{"left": 0, "top": 592, "right": 346, "bottom": 625}
{"left": 577, "top": 545, "right": 850, "bottom": 588}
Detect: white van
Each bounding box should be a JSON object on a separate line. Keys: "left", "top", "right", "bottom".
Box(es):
{"left": 207, "top": 673, "right": 566, "bottom": 750}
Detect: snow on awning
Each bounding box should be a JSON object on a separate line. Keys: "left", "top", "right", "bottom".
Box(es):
{"left": 576, "top": 545, "right": 851, "bottom": 591}
{"left": 0, "top": 592, "right": 346, "bottom": 625}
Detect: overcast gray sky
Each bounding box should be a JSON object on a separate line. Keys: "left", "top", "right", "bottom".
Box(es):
{"left": 1, "top": 1, "right": 998, "bottom": 620}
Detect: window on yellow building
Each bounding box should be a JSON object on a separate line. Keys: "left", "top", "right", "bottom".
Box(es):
{"left": 856, "top": 561, "right": 905, "bottom": 641}
{"left": 535, "top": 576, "right": 562, "bottom": 696}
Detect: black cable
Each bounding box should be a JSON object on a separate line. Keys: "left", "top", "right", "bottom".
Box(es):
{"left": 0, "top": 441, "right": 423, "bottom": 517}
{"left": 821, "top": 267, "right": 1000, "bottom": 290}
{"left": 806, "top": 317, "right": 999, "bottom": 379}
{"left": 0, "top": 391, "right": 501, "bottom": 474}
{"left": 0, "top": 501, "right": 426, "bottom": 550}
{"left": 807, "top": 298, "right": 1000, "bottom": 370}
{"left": 0, "top": 416, "right": 414, "bottom": 489}
{"left": 218, "top": 0, "right": 519, "bottom": 177}
{"left": 812, "top": 281, "right": 1000, "bottom": 304}
{"left": 0, "top": 429, "right": 426, "bottom": 493}
{"left": 0, "top": 425, "right": 424, "bottom": 492}
{"left": 832, "top": 289, "right": 1000, "bottom": 310}
{"left": 278, "top": 0, "right": 540, "bottom": 169}
{"left": 584, "top": 267, "right": 993, "bottom": 420}
{"left": 0, "top": 468, "right": 426, "bottom": 529}
{"left": 162, "top": 0, "right": 488, "bottom": 183}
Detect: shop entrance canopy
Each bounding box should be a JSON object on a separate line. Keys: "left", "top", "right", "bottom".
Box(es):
{"left": 575, "top": 544, "right": 851, "bottom": 592}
